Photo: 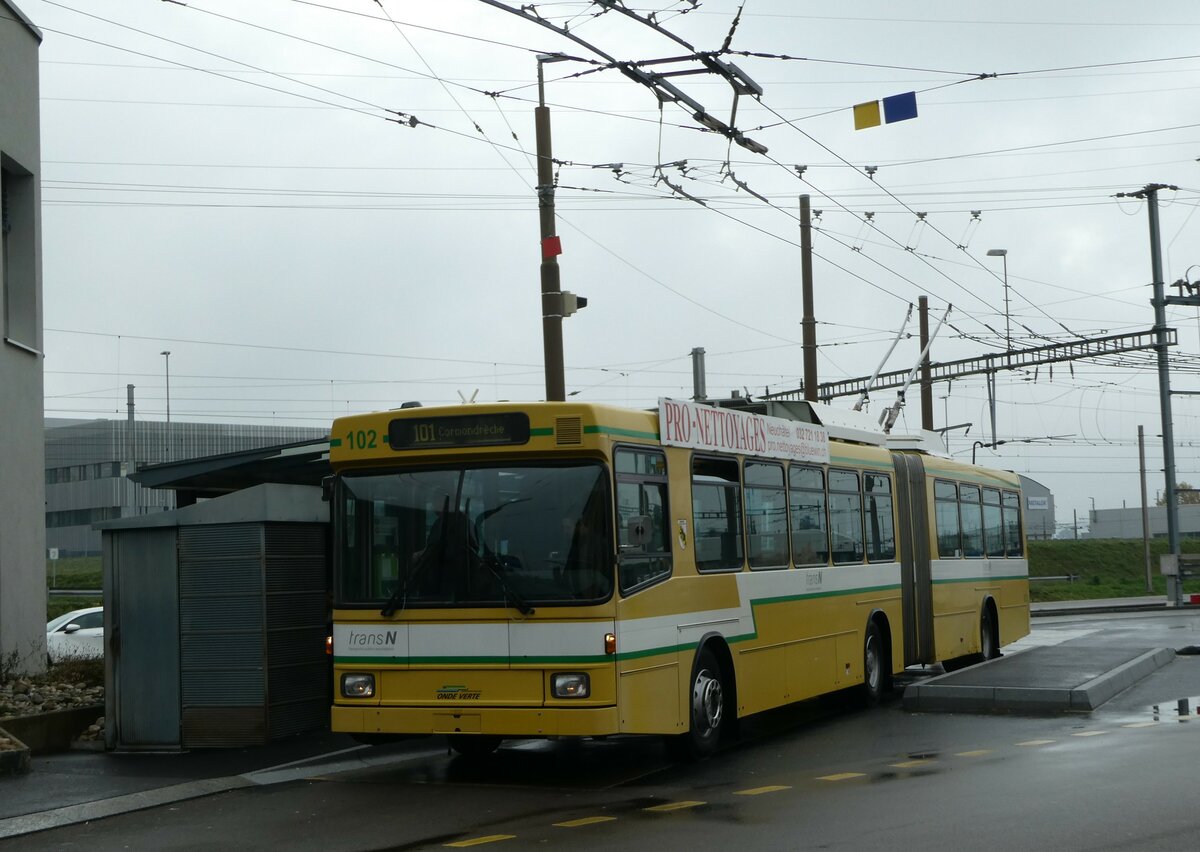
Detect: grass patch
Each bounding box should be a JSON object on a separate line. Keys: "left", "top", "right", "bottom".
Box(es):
{"left": 46, "top": 557, "right": 101, "bottom": 590}
{"left": 1028, "top": 539, "right": 1200, "bottom": 601}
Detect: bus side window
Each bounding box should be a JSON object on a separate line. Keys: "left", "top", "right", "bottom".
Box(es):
{"left": 983, "top": 488, "right": 1004, "bottom": 556}
{"left": 1003, "top": 491, "right": 1024, "bottom": 556}
{"left": 864, "top": 473, "right": 896, "bottom": 562}
{"left": 692, "top": 455, "right": 744, "bottom": 572}
{"left": 828, "top": 469, "right": 864, "bottom": 565}
{"left": 746, "top": 461, "right": 787, "bottom": 569}
{"left": 960, "top": 485, "right": 984, "bottom": 558}
{"left": 934, "top": 480, "right": 961, "bottom": 558}
{"left": 615, "top": 448, "right": 672, "bottom": 592}
{"left": 789, "top": 465, "right": 829, "bottom": 566}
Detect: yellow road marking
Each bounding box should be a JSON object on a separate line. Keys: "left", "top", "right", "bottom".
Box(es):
{"left": 1072, "top": 731, "right": 1108, "bottom": 737}
{"left": 445, "top": 835, "right": 515, "bottom": 848}
{"left": 734, "top": 785, "right": 792, "bottom": 796}
{"left": 1122, "top": 722, "right": 1159, "bottom": 728}
{"left": 817, "top": 772, "right": 867, "bottom": 782}
{"left": 1017, "top": 739, "right": 1055, "bottom": 747}
{"left": 890, "top": 759, "right": 932, "bottom": 768}
{"left": 554, "top": 817, "right": 617, "bottom": 828}
{"left": 644, "top": 801, "right": 705, "bottom": 813}
{"left": 956, "top": 750, "right": 992, "bottom": 757}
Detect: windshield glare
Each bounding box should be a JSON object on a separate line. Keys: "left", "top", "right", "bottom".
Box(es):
{"left": 336, "top": 462, "right": 613, "bottom": 607}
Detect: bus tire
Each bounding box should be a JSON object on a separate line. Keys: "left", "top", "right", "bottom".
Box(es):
{"left": 667, "top": 647, "right": 726, "bottom": 761}
{"left": 859, "top": 621, "right": 886, "bottom": 706}
{"left": 981, "top": 603, "right": 1000, "bottom": 660}
{"left": 447, "top": 734, "right": 502, "bottom": 759}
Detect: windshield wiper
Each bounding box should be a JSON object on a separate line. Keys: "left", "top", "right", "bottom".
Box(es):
{"left": 480, "top": 550, "right": 535, "bottom": 616}
{"left": 381, "top": 494, "right": 450, "bottom": 618}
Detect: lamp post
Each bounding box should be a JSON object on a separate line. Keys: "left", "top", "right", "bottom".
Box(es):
{"left": 160, "top": 350, "right": 171, "bottom": 460}
{"left": 986, "top": 249, "right": 1011, "bottom": 352}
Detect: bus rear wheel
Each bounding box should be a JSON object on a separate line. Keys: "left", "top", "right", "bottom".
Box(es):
{"left": 667, "top": 648, "right": 726, "bottom": 761}
{"left": 981, "top": 605, "right": 1000, "bottom": 660}
{"left": 447, "top": 734, "right": 502, "bottom": 758}
{"left": 859, "top": 622, "right": 887, "bottom": 706}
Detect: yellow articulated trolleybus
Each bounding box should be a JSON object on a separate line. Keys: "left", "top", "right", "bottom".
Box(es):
{"left": 329, "top": 397, "right": 1030, "bottom": 759}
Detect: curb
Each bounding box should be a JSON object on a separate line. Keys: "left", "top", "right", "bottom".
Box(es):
{"left": 902, "top": 647, "right": 1176, "bottom": 714}
{"left": 0, "top": 726, "right": 31, "bottom": 777}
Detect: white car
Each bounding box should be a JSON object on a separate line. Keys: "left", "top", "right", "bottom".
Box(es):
{"left": 46, "top": 606, "right": 104, "bottom": 663}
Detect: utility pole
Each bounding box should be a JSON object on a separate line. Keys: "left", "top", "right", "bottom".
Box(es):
{"left": 800, "top": 195, "right": 817, "bottom": 402}
{"left": 918, "top": 297, "right": 933, "bottom": 430}
{"left": 1118, "top": 184, "right": 1181, "bottom": 602}
{"left": 536, "top": 57, "right": 565, "bottom": 401}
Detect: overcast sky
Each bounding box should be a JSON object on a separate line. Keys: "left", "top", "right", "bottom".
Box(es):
{"left": 19, "top": 0, "right": 1200, "bottom": 531}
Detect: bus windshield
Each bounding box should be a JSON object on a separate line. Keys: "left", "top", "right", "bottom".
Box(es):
{"left": 335, "top": 461, "right": 613, "bottom": 609}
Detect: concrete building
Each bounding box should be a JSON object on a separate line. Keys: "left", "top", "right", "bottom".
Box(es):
{"left": 45, "top": 419, "right": 328, "bottom": 556}
{"left": 0, "top": 0, "right": 45, "bottom": 673}
{"left": 1087, "top": 505, "right": 1200, "bottom": 540}
{"left": 1018, "top": 475, "right": 1055, "bottom": 541}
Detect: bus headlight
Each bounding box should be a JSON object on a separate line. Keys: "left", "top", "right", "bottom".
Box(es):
{"left": 551, "top": 673, "right": 590, "bottom": 699}
{"left": 341, "top": 673, "right": 376, "bottom": 698}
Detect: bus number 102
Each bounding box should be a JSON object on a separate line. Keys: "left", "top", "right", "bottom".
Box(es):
{"left": 345, "top": 429, "right": 377, "bottom": 450}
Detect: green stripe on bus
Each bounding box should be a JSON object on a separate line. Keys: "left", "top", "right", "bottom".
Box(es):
{"left": 933, "top": 574, "right": 1028, "bottom": 585}
{"left": 585, "top": 424, "right": 660, "bottom": 440}
{"left": 530, "top": 427, "right": 554, "bottom": 437}
{"left": 329, "top": 438, "right": 343, "bottom": 447}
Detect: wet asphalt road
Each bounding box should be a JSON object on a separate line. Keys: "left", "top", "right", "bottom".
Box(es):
{"left": 7, "top": 609, "right": 1200, "bottom": 851}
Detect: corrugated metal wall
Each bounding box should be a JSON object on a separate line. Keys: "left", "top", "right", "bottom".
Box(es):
{"left": 178, "top": 522, "right": 328, "bottom": 747}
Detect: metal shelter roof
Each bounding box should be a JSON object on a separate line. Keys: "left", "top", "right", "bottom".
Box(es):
{"left": 130, "top": 438, "right": 330, "bottom": 502}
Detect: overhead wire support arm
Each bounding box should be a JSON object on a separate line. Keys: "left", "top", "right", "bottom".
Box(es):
{"left": 879, "top": 305, "right": 951, "bottom": 433}
{"left": 854, "top": 304, "right": 913, "bottom": 412}
{"left": 767, "top": 328, "right": 1177, "bottom": 403}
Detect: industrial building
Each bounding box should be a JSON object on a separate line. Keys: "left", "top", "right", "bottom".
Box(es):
{"left": 45, "top": 419, "right": 328, "bottom": 556}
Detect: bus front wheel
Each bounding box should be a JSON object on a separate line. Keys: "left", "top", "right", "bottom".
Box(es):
{"left": 667, "top": 648, "right": 726, "bottom": 761}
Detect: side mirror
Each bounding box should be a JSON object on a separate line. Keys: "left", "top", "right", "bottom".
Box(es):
{"left": 63, "top": 623, "right": 82, "bottom": 634}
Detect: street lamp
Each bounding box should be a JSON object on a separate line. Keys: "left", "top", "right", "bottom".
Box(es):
{"left": 986, "top": 249, "right": 1011, "bottom": 352}
{"left": 160, "top": 350, "right": 171, "bottom": 460}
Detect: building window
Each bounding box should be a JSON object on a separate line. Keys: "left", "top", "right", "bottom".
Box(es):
{"left": 1, "top": 161, "right": 37, "bottom": 350}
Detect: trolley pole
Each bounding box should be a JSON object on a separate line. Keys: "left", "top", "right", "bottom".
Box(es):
{"left": 536, "top": 57, "right": 565, "bottom": 401}
{"left": 800, "top": 195, "right": 818, "bottom": 402}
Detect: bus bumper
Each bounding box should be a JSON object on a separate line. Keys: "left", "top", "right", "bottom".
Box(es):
{"left": 332, "top": 704, "right": 620, "bottom": 738}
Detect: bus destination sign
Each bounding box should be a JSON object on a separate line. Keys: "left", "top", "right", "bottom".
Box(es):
{"left": 388, "top": 413, "right": 531, "bottom": 450}
{"left": 659, "top": 398, "right": 830, "bottom": 465}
